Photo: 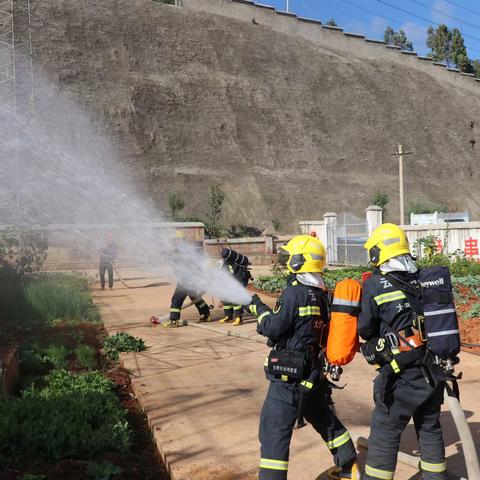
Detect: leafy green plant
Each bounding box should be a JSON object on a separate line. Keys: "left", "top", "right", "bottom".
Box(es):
{"left": 42, "top": 344, "right": 69, "bottom": 370}
{"left": 87, "top": 461, "right": 123, "bottom": 480}
{"left": 21, "top": 475, "right": 46, "bottom": 480}
{"left": 26, "top": 369, "right": 113, "bottom": 398}
{"left": 253, "top": 275, "right": 287, "bottom": 293}
{"left": 75, "top": 344, "right": 97, "bottom": 370}
{"left": 1, "top": 371, "right": 130, "bottom": 460}
{"left": 104, "top": 332, "right": 146, "bottom": 361}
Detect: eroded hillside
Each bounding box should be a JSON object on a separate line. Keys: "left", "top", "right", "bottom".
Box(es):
{"left": 29, "top": 0, "right": 480, "bottom": 228}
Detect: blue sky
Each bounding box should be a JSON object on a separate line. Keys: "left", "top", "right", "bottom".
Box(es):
{"left": 261, "top": 0, "right": 480, "bottom": 58}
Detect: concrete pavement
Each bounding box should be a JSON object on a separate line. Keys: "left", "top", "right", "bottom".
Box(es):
{"left": 93, "top": 272, "right": 480, "bottom": 480}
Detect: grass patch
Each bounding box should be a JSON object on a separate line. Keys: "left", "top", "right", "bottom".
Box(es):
{"left": 24, "top": 273, "right": 100, "bottom": 324}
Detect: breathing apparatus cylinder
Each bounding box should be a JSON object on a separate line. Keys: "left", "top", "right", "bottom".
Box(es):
{"left": 221, "top": 248, "right": 250, "bottom": 267}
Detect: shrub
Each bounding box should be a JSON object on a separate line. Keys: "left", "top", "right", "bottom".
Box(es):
{"left": 406, "top": 199, "right": 448, "bottom": 220}
{"left": 204, "top": 183, "right": 225, "bottom": 239}
{"left": 226, "top": 224, "right": 262, "bottom": 238}
{"left": 0, "top": 371, "right": 130, "bottom": 460}
{"left": 42, "top": 344, "right": 69, "bottom": 370}
{"left": 253, "top": 275, "right": 287, "bottom": 293}
{"left": 104, "top": 332, "right": 146, "bottom": 361}
{"left": 75, "top": 344, "right": 97, "bottom": 370}
{"left": 0, "top": 226, "right": 48, "bottom": 275}
{"left": 167, "top": 192, "right": 185, "bottom": 221}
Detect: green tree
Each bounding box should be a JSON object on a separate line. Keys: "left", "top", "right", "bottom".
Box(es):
{"left": 384, "top": 26, "right": 413, "bottom": 51}
{"left": 204, "top": 183, "right": 225, "bottom": 239}
{"left": 372, "top": 191, "right": 389, "bottom": 219}
{"left": 167, "top": 193, "right": 184, "bottom": 221}
{"left": 450, "top": 28, "right": 472, "bottom": 72}
{"left": 427, "top": 25, "right": 471, "bottom": 71}
{"left": 427, "top": 24, "right": 451, "bottom": 65}
{"left": 372, "top": 191, "right": 389, "bottom": 210}
{"left": 472, "top": 59, "right": 480, "bottom": 78}
{"left": 325, "top": 18, "right": 338, "bottom": 27}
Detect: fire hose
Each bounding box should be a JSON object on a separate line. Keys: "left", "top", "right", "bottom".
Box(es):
{"left": 113, "top": 266, "right": 171, "bottom": 289}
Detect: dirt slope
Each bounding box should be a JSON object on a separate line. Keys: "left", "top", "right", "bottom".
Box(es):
{"left": 28, "top": 0, "right": 480, "bottom": 229}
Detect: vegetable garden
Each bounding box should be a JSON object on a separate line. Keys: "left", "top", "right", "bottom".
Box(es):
{"left": 0, "top": 265, "right": 168, "bottom": 480}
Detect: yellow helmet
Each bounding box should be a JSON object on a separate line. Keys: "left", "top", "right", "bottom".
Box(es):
{"left": 282, "top": 235, "right": 327, "bottom": 273}
{"left": 364, "top": 223, "right": 410, "bottom": 266}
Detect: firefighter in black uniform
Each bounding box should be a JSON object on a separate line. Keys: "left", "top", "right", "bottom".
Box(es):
{"left": 219, "top": 248, "right": 253, "bottom": 326}
{"left": 247, "top": 235, "right": 360, "bottom": 480}
{"left": 163, "top": 231, "right": 211, "bottom": 328}
{"left": 359, "top": 223, "right": 447, "bottom": 480}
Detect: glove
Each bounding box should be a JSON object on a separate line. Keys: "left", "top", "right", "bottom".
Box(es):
{"left": 360, "top": 338, "right": 392, "bottom": 366}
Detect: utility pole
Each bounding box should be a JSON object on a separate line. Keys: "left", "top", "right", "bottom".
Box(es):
{"left": 286, "top": 0, "right": 289, "bottom": 13}
{"left": 391, "top": 145, "right": 413, "bottom": 225}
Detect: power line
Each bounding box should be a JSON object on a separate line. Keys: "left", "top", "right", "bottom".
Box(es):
{"left": 335, "top": 0, "right": 480, "bottom": 55}
{"left": 375, "top": 0, "right": 480, "bottom": 46}
{"left": 443, "top": 0, "right": 480, "bottom": 18}
{"left": 406, "top": 0, "right": 480, "bottom": 33}
{"left": 336, "top": 0, "right": 428, "bottom": 37}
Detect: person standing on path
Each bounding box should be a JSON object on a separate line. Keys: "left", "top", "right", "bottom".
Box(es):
{"left": 99, "top": 233, "right": 117, "bottom": 290}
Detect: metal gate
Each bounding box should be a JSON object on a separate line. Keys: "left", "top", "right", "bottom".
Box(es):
{"left": 332, "top": 213, "right": 368, "bottom": 265}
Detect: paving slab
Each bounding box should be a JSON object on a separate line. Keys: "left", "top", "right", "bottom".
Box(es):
{"left": 94, "top": 281, "right": 480, "bottom": 480}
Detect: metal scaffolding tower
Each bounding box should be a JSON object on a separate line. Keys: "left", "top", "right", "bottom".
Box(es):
{"left": 0, "top": 0, "right": 33, "bottom": 111}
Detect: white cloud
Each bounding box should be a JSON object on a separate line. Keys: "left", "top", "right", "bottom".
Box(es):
{"left": 431, "top": 0, "right": 454, "bottom": 25}
{"left": 343, "top": 16, "right": 389, "bottom": 39}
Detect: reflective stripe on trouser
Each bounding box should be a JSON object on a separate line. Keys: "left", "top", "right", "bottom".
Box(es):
{"left": 233, "top": 304, "right": 243, "bottom": 317}
{"left": 259, "top": 382, "right": 356, "bottom": 480}
{"left": 170, "top": 286, "right": 209, "bottom": 320}
{"left": 365, "top": 366, "right": 446, "bottom": 480}
{"left": 223, "top": 304, "right": 234, "bottom": 320}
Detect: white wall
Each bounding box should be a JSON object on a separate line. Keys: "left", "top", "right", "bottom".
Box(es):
{"left": 404, "top": 223, "right": 480, "bottom": 259}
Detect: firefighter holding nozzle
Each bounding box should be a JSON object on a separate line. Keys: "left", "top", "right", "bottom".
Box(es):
{"left": 246, "top": 235, "right": 361, "bottom": 480}
{"left": 359, "top": 224, "right": 461, "bottom": 480}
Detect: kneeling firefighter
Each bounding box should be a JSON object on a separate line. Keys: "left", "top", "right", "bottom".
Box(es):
{"left": 359, "top": 223, "right": 461, "bottom": 480}
{"left": 247, "top": 235, "right": 361, "bottom": 480}
{"left": 163, "top": 231, "right": 212, "bottom": 327}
